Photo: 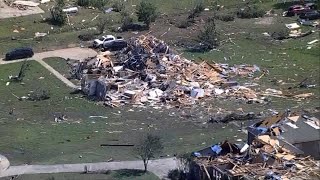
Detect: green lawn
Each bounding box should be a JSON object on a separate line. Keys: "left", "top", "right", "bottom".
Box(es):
{"left": 0, "top": 0, "right": 319, "bottom": 169}
{"left": 0, "top": 60, "right": 241, "bottom": 165}
{"left": 0, "top": 170, "right": 159, "bottom": 180}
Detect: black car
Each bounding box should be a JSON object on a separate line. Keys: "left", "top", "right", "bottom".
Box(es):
{"left": 299, "top": 11, "right": 320, "bottom": 20}
{"left": 103, "top": 40, "right": 127, "bottom": 51}
{"left": 5, "top": 48, "right": 34, "bottom": 60}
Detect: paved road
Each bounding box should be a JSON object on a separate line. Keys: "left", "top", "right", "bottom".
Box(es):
{"left": 0, "top": 158, "right": 178, "bottom": 179}
{"left": 0, "top": 47, "right": 97, "bottom": 88}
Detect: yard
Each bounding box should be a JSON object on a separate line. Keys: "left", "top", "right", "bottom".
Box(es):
{"left": 0, "top": 61, "right": 242, "bottom": 165}
{"left": 0, "top": 0, "right": 319, "bottom": 176}
{"left": 0, "top": 170, "right": 159, "bottom": 180}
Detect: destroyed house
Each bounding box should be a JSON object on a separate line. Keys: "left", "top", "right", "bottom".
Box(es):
{"left": 190, "top": 113, "right": 320, "bottom": 180}
{"left": 247, "top": 113, "right": 320, "bottom": 159}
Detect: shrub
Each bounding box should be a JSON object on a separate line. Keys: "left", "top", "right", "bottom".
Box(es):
{"left": 168, "top": 169, "right": 187, "bottom": 180}
{"left": 50, "top": 6, "right": 66, "bottom": 26}
{"left": 112, "top": 1, "right": 125, "bottom": 12}
{"left": 177, "top": 19, "right": 193, "bottom": 28}
{"left": 77, "top": 0, "right": 89, "bottom": 7}
{"left": 28, "top": 88, "right": 50, "bottom": 101}
{"left": 78, "top": 32, "right": 95, "bottom": 41}
{"left": 97, "top": 17, "right": 109, "bottom": 34}
{"left": 77, "top": 0, "right": 106, "bottom": 9}
{"left": 50, "top": 0, "right": 66, "bottom": 26}
{"left": 120, "top": 10, "right": 134, "bottom": 31}
{"left": 136, "top": 1, "right": 157, "bottom": 28}
{"left": 216, "top": 12, "right": 235, "bottom": 22}
{"left": 237, "top": 5, "right": 265, "bottom": 19}
{"left": 90, "top": 0, "right": 106, "bottom": 9}
{"left": 198, "top": 17, "right": 219, "bottom": 50}
{"left": 188, "top": 1, "right": 204, "bottom": 19}
{"left": 271, "top": 28, "right": 289, "bottom": 40}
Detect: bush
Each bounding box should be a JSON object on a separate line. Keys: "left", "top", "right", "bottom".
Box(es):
{"left": 78, "top": 32, "right": 95, "bottom": 41}
{"left": 77, "top": 0, "right": 89, "bottom": 7}
{"left": 28, "top": 88, "right": 50, "bottom": 101}
{"left": 198, "top": 17, "right": 219, "bottom": 50}
{"left": 50, "top": 6, "right": 66, "bottom": 26}
{"left": 77, "top": 0, "right": 106, "bottom": 9}
{"left": 90, "top": 0, "right": 106, "bottom": 9}
{"left": 136, "top": 1, "right": 157, "bottom": 28}
{"left": 50, "top": 0, "right": 66, "bottom": 26}
{"left": 177, "top": 19, "right": 193, "bottom": 28}
{"left": 112, "top": 1, "right": 125, "bottom": 12}
{"left": 120, "top": 10, "right": 134, "bottom": 31}
{"left": 237, "top": 5, "right": 265, "bottom": 19}
{"left": 216, "top": 12, "right": 235, "bottom": 22}
{"left": 168, "top": 169, "right": 187, "bottom": 180}
{"left": 188, "top": 1, "right": 204, "bottom": 19}
{"left": 271, "top": 28, "right": 289, "bottom": 40}
{"left": 97, "top": 17, "right": 109, "bottom": 34}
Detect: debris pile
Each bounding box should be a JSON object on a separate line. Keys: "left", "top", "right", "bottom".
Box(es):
{"left": 191, "top": 112, "right": 320, "bottom": 180}
{"left": 4, "top": 0, "right": 39, "bottom": 10}
{"left": 71, "top": 35, "right": 261, "bottom": 107}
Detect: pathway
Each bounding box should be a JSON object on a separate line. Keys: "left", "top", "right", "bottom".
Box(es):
{"left": 0, "top": 158, "right": 178, "bottom": 179}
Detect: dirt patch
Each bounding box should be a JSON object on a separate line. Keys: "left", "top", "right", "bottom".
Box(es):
{"left": 0, "top": 0, "right": 44, "bottom": 19}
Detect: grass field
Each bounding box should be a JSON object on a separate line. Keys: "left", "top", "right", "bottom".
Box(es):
{"left": 0, "top": 170, "right": 159, "bottom": 180}
{"left": 0, "top": 0, "right": 292, "bottom": 55}
{"left": 0, "top": 61, "right": 242, "bottom": 165}
{"left": 0, "top": 0, "right": 319, "bottom": 175}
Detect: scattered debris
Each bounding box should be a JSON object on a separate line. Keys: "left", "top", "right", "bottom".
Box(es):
{"left": 308, "top": 39, "right": 319, "bottom": 45}
{"left": 71, "top": 35, "right": 261, "bottom": 108}
{"left": 285, "top": 23, "right": 300, "bottom": 30}
{"left": 13, "top": 0, "right": 39, "bottom": 7}
{"left": 191, "top": 112, "right": 320, "bottom": 180}
{"left": 63, "top": 7, "right": 78, "bottom": 14}
{"left": 40, "top": 0, "right": 50, "bottom": 4}
{"left": 34, "top": 32, "right": 47, "bottom": 38}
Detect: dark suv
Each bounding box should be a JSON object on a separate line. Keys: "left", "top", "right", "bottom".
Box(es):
{"left": 103, "top": 40, "right": 127, "bottom": 51}
{"left": 5, "top": 48, "right": 34, "bottom": 60}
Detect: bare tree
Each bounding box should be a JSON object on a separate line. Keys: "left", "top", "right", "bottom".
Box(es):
{"left": 135, "top": 134, "right": 163, "bottom": 172}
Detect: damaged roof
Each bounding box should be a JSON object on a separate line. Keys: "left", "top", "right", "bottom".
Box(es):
{"left": 280, "top": 115, "right": 320, "bottom": 144}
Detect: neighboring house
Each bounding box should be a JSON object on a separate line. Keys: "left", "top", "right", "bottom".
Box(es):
{"left": 247, "top": 113, "right": 320, "bottom": 159}
{"left": 278, "top": 116, "right": 320, "bottom": 159}
{"left": 190, "top": 112, "right": 320, "bottom": 180}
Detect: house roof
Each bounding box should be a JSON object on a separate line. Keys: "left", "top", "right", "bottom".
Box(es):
{"left": 248, "top": 113, "right": 320, "bottom": 144}
{"left": 279, "top": 116, "right": 320, "bottom": 144}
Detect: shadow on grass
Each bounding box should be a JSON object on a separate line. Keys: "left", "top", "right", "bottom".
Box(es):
{"left": 113, "top": 169, "right": 146, "bottom": 178}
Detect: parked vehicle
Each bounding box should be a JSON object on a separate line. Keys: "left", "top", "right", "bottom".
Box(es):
{"left": 93, "top": 35, "right": 123, "bottom": 48}
{"left": 103, "top": 39, "right": 127, "bottom": 51}
{"left": 305, "top": 3, "right": 317, "bottom": 10}
{"left": 286, "top": 5, "right": 311, "bottom": 16}
{"left": 299, "top": 10, "right": 320, "bottom": 20}
{"left": 5, "top": 48, "right": 34, "bottom": 60}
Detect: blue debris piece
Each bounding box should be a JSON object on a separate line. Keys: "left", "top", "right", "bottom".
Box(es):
{"left": 211, "top": 145, "right": 222, "bottom": 154}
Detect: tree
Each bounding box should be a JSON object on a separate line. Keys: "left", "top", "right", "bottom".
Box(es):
{"left": 198, "top": 17, "right": 219, "bottom": 50}
{"left": 56, "top": 0, "right": 64, "bottom": 8}
{"left": 136, "top": 1, "right": 157, "bottom": 28}
{"left": 10, "top": 60, "right": 30, "bottom": 82}
{"left": 135, "top": 134, "right": 163, "bottom": 172}
{"left": 120, "top": 10, "right": 133, "bottom": 31}
{"left": 50, "top": 0, "right": 66, "bottom": 26}
{"left": 97, "top": 17, "right": 109, "bottom": 34}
